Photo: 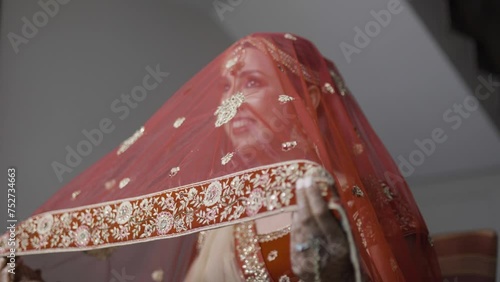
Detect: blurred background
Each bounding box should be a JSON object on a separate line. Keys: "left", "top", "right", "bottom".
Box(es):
{"left": 1, "top": 0, "right": 499, "bottom": 280}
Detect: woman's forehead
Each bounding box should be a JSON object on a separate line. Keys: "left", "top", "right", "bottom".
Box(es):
{"left": 222, "top": 47, "right": 275, "bottom": 76}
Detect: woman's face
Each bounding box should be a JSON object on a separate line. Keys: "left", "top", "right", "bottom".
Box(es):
{"left": 219, "top": 47, "right": 289, "bottom": 150}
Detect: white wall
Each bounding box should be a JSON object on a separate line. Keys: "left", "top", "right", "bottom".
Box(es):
{"left": 0, "top": 0, "right": 232, "bottom": 223}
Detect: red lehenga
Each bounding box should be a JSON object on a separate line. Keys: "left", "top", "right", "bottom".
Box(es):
{"left": 0, "top": 33, "right": 442, "bottom": 281}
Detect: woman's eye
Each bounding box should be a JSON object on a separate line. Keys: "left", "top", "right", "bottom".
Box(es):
{"left": 245, "top": 78, "right": 260, "bottom": 88}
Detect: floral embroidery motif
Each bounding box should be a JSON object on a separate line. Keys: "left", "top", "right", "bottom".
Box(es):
{"left": 203, "top": 181, "right": 223, "bottom": 207}
{"left": 214, "top": 91, "right": 245, "bottom": 127}
{"left": 173, "top": 117, "right": 186, "bottom": 128}
{"left": 75, "top": 225, "right": 90, "bottom": 247}
{"left": 117, "top": 126, "right": 145, "bottom": 155}
{"left": 221, "top": 152, "right": 234, "bottom": 165}
{"left": 0, "top": 161, "right": 327, "bottom": 255}
{"left": 279, "top": 275, "right": 291, "bottom": 282}
{"left": 71, "top": 190, "right": 81, "bottom": 200}
{"left": 151, "top": 269, "right": 164, "bottom": 282}
{"left": 36, "top": 214, "right": 53, "bottom": 235}
{"left": 116, "top": 201, "right": 133, "bottom": 225}
{"left": 281, "top": 141, "right": 297, "bottom": 151}
{"left": 352, "top": 186, "right": 364, "bottom": 197}
{"left": 382, "top": 183, "right": 394, "bottom": 201}
{"left": 169, "top": 167, "right": 180, "bottom": 177}
{"left": 267, "top": 250, "right": 278, "bottom": 261}
{"left": 278, "top": 94, "right": 295, "bottom": 104}
{"left": 246, "top": 188, "right": 265, "bottom": 216}
{"left": 156, "top": 212, "right": 174, "bottom": 235}
{"left": 119, "top": 178, "right": 130, "bottom": 189}
{"left": 284, "top": 33, "right": 297, "bottom": 40}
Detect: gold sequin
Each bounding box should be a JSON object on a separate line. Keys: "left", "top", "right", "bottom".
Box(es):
{"left": 322, "top": 82, "right": 335, "bottom": 94}
{"left": 151, "top": 269, "right": 164, "bottom": 282}
{"left": 382, "top": 183, "right": 394, "bottom": 201}
{"left": 278, "top": 94, "right": 295, "bottom": 103}
{"left": 267, "top": 250, "right": 278, "bottom": 261}
{"left": 214, "top": 91, "right": 245, "bottom": 127}
{"left": 353, "top": 143, "right": 364, "bottom": 155}
{"left": 173, "top": 117, "right": 185, "bottom": 128}
{"left": 71, "top": 190, "right": 81, "bottom": 200}
{"left": 352, "top": 186, "right": 364, "bottom": 197}
{"left": 104, "top": 179, "right": 116, "bottom": 190}
{"left": 119, "top": 178, "right": 130, "bottom": 189}
{"left": 169, "top": 167, "right": 180, "bottom": 177}
{"left": 284, "top": 33, "right": 297, "bottom": 40}
{"left": 117, "top": 127, "right": 145, "bottom": 155}
{"left": 281, "top": 141, "right": 297, "bottom": 151}
{"left": 221, "top": 152, "right": 234, "bottom": 165}
{"left": 330, "top": 70, "right": 348, "bottom": 96}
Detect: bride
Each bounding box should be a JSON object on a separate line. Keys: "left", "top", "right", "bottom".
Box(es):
{"left": 0, "top": 33, "right": 442, "bottom": 282}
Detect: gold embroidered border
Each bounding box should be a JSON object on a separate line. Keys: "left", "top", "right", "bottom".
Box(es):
{"left": 0, "top": 160, "right": 328, "bottom": 256}
{"left": 234, "top": 222, "right": 271, "bottom": 281}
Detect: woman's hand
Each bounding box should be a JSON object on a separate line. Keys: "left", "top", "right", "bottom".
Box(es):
{"left": 1, "top": 258, "right": 13, "bottom": 282}
{"left": 0, "top": 257, "right": 44, "bottom": 282}
{"left": 290, "top": 176, "right": 354, "bottom": 281}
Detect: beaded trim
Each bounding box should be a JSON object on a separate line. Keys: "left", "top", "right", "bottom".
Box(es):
{"left": 256, "top": 225, "right": 291, "bottom": 243}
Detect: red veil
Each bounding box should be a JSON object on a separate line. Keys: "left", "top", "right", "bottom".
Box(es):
{"left": 1, "top": 33, "right": 441, "bottom": 281}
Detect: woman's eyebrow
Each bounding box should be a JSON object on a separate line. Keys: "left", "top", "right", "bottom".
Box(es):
{"left": 237, "top": 70, "right": 267, "bottom": 77}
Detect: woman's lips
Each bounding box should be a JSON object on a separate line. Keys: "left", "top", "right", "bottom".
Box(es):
{"left": 231, "top": 117, "right": 256, "bottom": 135}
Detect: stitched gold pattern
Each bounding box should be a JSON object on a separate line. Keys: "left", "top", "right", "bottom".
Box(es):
{"left": 329, "top": 70, "right": 348, "bottom": 96}
{"left": 352, "top": 186, "right": 364, "bottom": 197}
{"left": 322, "top": 82, "right": 334, "bottom": 94}
{"left": 173, "top": 117, "right": 186, "bottom": 128}
{"left": 214, "top": 91, "right": 245, "bottom": 127}
{"left": 281, "top": 141, "right": 297, "bottom": 151}
{"left": 284, "top": 33, "right": 297, "bottom": 41}
{"left": 221, "top": 152, "right": 234, "bottom": 165}
{"left": 243, "top": 37, "right": 320, "bottom": 85}
{"left": 71, "top": 190, "right": 81, "bottom": 200}
{"left": 0, "top": 161, "right": 326, "bottom": 255}
{"left": 257, "top": 225, "right": 291, "bottom": 243}
{"left": 117, "top": 127, "right": 145, "bottom": 155}
{"left": 169, "top": 167, "right": 180, "bottom": 177}
{"left": 234, "top": 222, "right": 271, "bottom": 281}
{"left": 278, "top": 94, "right": 295, "bottom": 103}
{"left": 382, "top": 183, "right": 394, "bottom": 201}
{"left": 267, "top": 250, "right": 278, "bottom": 261}
{"left": 119, "top": 178, "right": 130, "bottom": 189}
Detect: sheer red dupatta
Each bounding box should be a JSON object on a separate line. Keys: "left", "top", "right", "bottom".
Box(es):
{"left": 0, "top": 33, "right": 441, "bottom": 281}
{"left": 324, "top": 60, "right": 442, "bottom": 281}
